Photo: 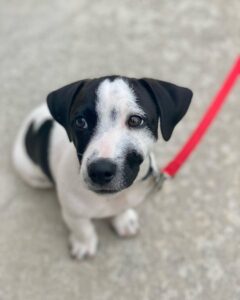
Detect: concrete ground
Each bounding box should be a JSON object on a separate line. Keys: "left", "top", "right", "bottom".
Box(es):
{"left": 0, "top": 0, "right": 240, "bottom": 299}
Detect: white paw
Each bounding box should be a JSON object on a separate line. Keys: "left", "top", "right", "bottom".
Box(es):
{"left": 111, "top": 209, "right": 140, "bottom": 237}
{"left": 69, "top": 234, "right": 98, "bottom": 260}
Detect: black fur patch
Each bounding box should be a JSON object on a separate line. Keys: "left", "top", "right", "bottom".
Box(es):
{"left": 25, "top": 120, "right": 54, "bottom": 181}
{"left": 122, "top": 150, "right": 143, "bottom": 187}
{"left": 128, "top": 79, "right": 159, "bottom": 139}
{"left": 69, "top": 79, "right": 104, "bottom": 162}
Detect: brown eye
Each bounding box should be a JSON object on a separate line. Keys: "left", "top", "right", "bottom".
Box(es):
{"left": 128, "top": 115, "right": 144, "bottom": 128}
{"left": 75, "top": 117, "right": 88, "bottom": 130}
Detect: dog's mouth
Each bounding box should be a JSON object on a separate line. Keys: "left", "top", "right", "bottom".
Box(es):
{"left": 91, "top": 188, "right": 120, "bottom": 195}
{"left": 86, "top": 178, "right": 133, "bottom": 196}
{"left": 84, "top": 175, "right": 123, "bottom": 195}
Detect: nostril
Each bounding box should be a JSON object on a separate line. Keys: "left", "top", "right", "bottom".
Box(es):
{"left": 104, "top": 171, "right": 113, "bottom": 179}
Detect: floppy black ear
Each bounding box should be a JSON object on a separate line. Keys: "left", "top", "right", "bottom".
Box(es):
{"left": 140, "top": 78, "right": 193, "bottom": 141}
{"left": 47, "top": 80, "right": 87, "bottom": 140}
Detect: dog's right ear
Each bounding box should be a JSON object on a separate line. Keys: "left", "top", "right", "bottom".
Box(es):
{"left": 47, "top": 80, "right": 87, "bottom": 140}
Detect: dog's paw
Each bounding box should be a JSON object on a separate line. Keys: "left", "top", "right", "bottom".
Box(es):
{"left": 111, "top": 209, "right": 140, "bottom": 238}
{"left": 69, "top": 234, "right": 98, "bottom": 260}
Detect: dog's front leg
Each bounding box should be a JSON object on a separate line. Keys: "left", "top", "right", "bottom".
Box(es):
{"left": 111, "top": 209, "right": 140, "bottom": 237}
{"left": 62, "top": 211, "right": 98, "bottom": 260}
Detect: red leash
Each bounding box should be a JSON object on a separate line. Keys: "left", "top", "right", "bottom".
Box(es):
{"left": 161, "top": 56, "right": 240, "bottom": 179}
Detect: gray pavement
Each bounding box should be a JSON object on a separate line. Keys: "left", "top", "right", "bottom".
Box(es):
{"left": 0, "top": 0, "right": 240, "bottom": 299}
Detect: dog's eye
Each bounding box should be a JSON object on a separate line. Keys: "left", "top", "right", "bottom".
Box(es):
{"left": 128, "top": 115, "right": 144, "bottom": 128}
{"left": 75, "top": 117, "right": 88, "bottom": 130}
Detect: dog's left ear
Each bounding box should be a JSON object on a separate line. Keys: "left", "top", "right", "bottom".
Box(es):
{"left": 139, "top": 78, "right": 193, "bottom": 141}
{"left": 47, "top": 80, "right": 88, "bottom": 141}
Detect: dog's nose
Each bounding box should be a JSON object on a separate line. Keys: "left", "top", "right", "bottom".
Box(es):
{"left": 88, "top": 159, "right": 117, "bottom": 185}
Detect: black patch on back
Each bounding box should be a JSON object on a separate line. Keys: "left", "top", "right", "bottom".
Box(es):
{"left": 25, "top": 120, "right": 54, "bottom": 181}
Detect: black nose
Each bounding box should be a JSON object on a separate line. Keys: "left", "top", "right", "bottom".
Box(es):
{"left": 88, "top": 159, "right": 117, "bottom": 185}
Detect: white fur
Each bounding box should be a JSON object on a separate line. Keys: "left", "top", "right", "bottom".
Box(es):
{"left": 111, "top": 209, "right": 139, "bottom": 237}
{"left": 13, "top": 79, "right": 158, "bottom": 260}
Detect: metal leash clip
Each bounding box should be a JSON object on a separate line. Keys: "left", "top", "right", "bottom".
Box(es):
{"left": 153, "top": 172, "right": 168, "bottom": 192}
{"left": 143, "top": 171, "right": 170, "bottom": 201}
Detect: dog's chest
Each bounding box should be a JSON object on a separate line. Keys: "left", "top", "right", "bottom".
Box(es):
{"left": 58, "top": 173, "right": 154, "bottom": 218}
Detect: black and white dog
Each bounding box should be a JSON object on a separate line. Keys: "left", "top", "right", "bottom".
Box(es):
{"left": 13, "top": 76, "right": 192, "bottom": 260}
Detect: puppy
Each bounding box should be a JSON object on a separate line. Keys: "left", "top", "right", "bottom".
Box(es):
{"left": 13, "top": 76, "right": 192, "bottom": 260}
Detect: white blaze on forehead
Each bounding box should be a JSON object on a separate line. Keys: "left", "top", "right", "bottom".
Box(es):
{"left": 93, "top": 78, "right": 142, "bottom": 158}
{"left": 96, "top": 78, "right": 144, "bottom": 118}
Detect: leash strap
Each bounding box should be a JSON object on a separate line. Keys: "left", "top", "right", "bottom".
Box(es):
{"left": 161, "top": 56, "right": 240, "bottom": 178}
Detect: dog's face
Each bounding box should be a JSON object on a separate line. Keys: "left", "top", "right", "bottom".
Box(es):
{"left": 47, "top": 76, "right": 192, "bottom": 194}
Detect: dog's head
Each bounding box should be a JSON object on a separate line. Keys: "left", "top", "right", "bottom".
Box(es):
{"left": 47, "top": 76, "right": 192, "bottom": 194}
